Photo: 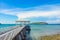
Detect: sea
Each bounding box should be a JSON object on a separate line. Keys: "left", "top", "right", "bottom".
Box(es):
{"left": 0, "top": 24, "right": 60, "bottom": 39}
{"left": 0, "top": 24, "right": 16, "bottom": 34}
{"left": 30, "top": 24, "right": 60, "bottom": 40}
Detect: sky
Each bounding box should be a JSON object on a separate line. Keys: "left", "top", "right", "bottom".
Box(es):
{"left": 0, "top": 0, "right": 60, "bottom": 24}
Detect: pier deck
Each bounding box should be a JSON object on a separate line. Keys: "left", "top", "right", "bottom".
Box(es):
{"left": 0, "top": 20, "right": 31, "bottom": 40}
{"left": 0, "top": 26, "right": 27, "bottom": 40}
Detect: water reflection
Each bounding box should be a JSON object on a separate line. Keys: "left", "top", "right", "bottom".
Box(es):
{"left": 25, "top": 26, "right": 32, "bottom": 40}
{"left": 26, "top": 31, "right": 33, "bottom": 40}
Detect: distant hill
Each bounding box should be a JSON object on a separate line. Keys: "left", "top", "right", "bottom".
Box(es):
{"left": 31, "top": 22, "right": 48, "bottom": 24}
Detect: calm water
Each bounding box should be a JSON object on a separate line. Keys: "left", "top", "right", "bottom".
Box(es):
{"left": 0, "top": 24, "right": 16, "bottom": 34}
{"left": 0, "top": 24, "right": 60, "bottom": 39}
{"left": 30, "top": 24, "right": 60, "bottom": 40}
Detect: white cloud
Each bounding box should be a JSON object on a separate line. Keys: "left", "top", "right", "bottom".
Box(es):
{"left": 0, "top": 9, "right": 19, "bottom": 15}
{"left": 57, "top": 16, "right": 60, "bottom": 18}
{"left": 16, "top": 10, "right": 60, "bottom": 20}
{"left": 46, "top": 19, "right": 60, "bottom": 24}
{"left": 0, "top": 4, "right": 60, "bottom": 24}
{"left": 16, "top": 5, "right": 60, "bottom": 20}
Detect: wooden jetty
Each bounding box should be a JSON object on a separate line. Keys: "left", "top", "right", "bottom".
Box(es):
{"left": 0, "top": 20, "right": 31, "bottom": 40}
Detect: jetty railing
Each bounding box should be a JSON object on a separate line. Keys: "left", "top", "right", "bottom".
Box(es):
{"left": 0, "top": 26, "right": 26, "bottom": 40}
{"left": 0, "top": 20, "right": 30, "bottom": 40}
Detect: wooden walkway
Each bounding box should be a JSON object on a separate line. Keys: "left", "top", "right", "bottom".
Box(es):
{"left": 0, "top": 26, "right": 28, "bottom": 40}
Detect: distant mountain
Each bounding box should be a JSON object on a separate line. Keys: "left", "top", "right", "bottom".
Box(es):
{"left": 31, "top": 22, "right": 48, "bottom": 24}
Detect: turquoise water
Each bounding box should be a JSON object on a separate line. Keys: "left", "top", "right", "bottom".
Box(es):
{"left": 0, "top": 24, "right": 60, "bottom": 39}
{"left": 0, "top": 24, "right": 16, "bottom": 34}
{"left": 30, "top": 24, "right": 60, "bottom": 40}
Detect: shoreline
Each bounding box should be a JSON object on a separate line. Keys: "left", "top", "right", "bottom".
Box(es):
{"left": 37, "top": 33, "right": 60, "bottom": 40}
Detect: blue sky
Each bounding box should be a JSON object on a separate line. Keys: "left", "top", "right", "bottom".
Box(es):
{"left": 0, "top": 0, "right": 60, "bottom": 24}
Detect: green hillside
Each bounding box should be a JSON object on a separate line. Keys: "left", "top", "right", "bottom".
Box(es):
{"left": 31, "top": 22, "right": 48, "bottom": 24}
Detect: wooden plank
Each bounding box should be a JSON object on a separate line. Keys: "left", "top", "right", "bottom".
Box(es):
{"left": 0, "top": 26, "right": 25, "bottom": 40}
